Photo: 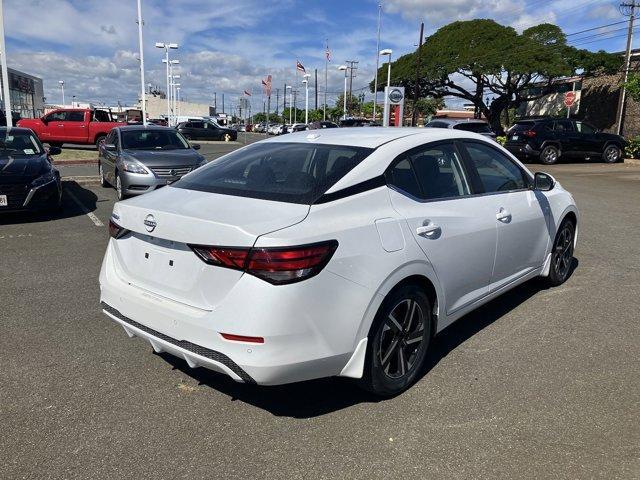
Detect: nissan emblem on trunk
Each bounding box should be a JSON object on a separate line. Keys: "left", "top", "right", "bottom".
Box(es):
{"left": 144, "top": 214, "right": 157, "bottom": 233}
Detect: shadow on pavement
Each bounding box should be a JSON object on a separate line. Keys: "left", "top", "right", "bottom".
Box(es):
{"left": 0, "top": 180, "right": 100, "bottom": 225}
{"left": 159, "top": 259, "right": 578, "bottom": 418}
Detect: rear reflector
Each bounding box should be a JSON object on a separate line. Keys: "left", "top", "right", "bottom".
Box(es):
{"left": 523, "top": 130, "right": 536, "bottom": 138}
{"left": 190, "top": 240, "right": 338, "bottom": 285}
{"left": 220, "top": 333, "right": 265, "bottom": 344}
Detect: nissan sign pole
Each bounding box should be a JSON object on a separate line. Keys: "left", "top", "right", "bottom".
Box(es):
{"left": 383, "top": 86, "right": 405, "bottom": 127}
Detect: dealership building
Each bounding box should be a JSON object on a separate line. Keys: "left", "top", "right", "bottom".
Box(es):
{"left": 0, "top": 67, "right": 45, "bottom": 120}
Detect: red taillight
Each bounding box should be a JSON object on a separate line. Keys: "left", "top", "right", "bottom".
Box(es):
{"left": 220, "top": 333, "right": 265, "bottom": 344}
{"left": 108, "top": 219, "right": 129, "bottom": 239}
{"left": 190, "top": 240, "right": 338, "bottom": 285}
{"left": 523, "top": 130, "right": 536, "bottom": 138}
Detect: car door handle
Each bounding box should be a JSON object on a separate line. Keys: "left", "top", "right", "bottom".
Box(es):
{"left": 416, "top": 222, "right": 440, "bottom": 237}
{"left": 496, "top": 208, "right": 512, "bottom": 222}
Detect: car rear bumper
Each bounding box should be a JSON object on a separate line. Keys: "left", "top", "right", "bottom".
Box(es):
{"left": 505, "top": 143, "right": 539, "bottom": 159}
{"left": 99, "top": 241, "right": 369, "bottom": 385}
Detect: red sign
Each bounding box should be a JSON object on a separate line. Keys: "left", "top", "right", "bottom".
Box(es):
{"left": 564, "top": 91, "right": 576, "bottom": 107}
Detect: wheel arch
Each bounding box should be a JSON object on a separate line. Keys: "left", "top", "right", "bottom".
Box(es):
{"left": 540, "top": 140, "right": 562, "bottom": 152}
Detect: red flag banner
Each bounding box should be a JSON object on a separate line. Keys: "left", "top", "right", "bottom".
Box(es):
{"left": 296, "top": 61, "right": 306, "bottom": 73}
{"left": 244, "top": 90, "right": 251, "bottom": 96}
{"left": 262, "top": 75, "right": 272, "bottom": 96}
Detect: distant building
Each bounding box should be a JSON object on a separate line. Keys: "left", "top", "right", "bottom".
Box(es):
{"left": 0, "top": 67, "right": 45, "bottom": 119}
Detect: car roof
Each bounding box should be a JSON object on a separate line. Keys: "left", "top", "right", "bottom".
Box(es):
{"left": 0, "top": 127, "right": 36, "bottom": 134}
{"left": 428, "top": 118, "right": 488, "bottom": 125}
{"left": 116, "top": 125, "right": 177, "bottom": 132}
{"left": 263, "top": 127, "right": 479, "bottom": 148}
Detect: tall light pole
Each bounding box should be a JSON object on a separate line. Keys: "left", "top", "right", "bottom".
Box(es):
{"left": 59, "top": 80, "right": 65, "bottom": 105}
{"left": 176, "top": 86, "right": 181, "bottom": 118}
{"left": 136, "top": 0, "right": 147, "bottom": 126}
{"left": 155, "top": 42, "right": 178, "bottom": 124}
{"left": 0, "top": 0, "right": 12, "bottom": 127}
{"left": 303, "top": 73, "right": 310, "bottom": 124}
{"left": 373, "top": 3, "right": 382, "bottom": 121}
{"left": 338, "top": 65, "right": 348, "bottom": 119}
{"left": 171, "top": 74, "right": 180, "bottom": 123}
{"left": 286, "top": 85, "right": 292, "bottom": 124}
{"left": 380, "top": 49, "right": 392, "bottom": 88}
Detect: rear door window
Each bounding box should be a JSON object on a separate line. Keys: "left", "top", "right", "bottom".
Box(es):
{"left": 174, "top": 142, "right": 373, "bottom": 204}
{"left": 67, "top": 111, "right": 85, "bottom": 122}
{"left": 554, "top": 120, "right": 574, "bottom": 132}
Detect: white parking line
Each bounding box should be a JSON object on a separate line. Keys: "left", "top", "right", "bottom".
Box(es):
{"left": 66, "top": 188, "right": 104, "bottom": 227}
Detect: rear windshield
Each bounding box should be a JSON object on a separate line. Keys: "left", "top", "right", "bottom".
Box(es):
{"left": 174, "top": 142, "right": 374, "bottom": 204}
{"left": 452, "top": 122, "right": 493, "bottom": 133}
{"left": 121, "top": 130, "right": 190, "bottom": 150}
{"left": 509, "top": 121, "right": 536, "bottom": 132}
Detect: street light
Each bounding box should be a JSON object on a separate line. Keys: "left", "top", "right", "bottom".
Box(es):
{"left": 171, "top": 74, "right": 180, "bottom": 123}
{"left": 302, "top": 73, "right": 310, "bottom": 124}
{"left": 155, "top": 42, "right": 178, "bottom": 124}
{"left": 286, "top": 85, "right": 292, "bottom": 125}
{"left": 58, "top": 80, "right": 65, "bottom": 105}
{"left": 338, "top": 65, "right": 348, "bottom": 120}
{"left": 176, "top": 87, "right": 180, "bottom": 117}
{"left": 0, "top": 0, "right": 13, "bottom": 127}
{"left": 379, "top": 49, "right": 392, "bottom": 88}
{"left": 136, "top": 0, "right": 147, "bottom": 126}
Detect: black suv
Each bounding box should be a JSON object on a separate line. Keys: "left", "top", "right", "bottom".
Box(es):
{"left": 504, "top": 118, "right": 626, "bottom": 165}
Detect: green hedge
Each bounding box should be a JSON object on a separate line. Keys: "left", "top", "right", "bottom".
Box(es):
{"left": 496, "top": 136, "right": 507, "bottom": 146}
{"left": 625, "top": 136, "right": 640, "bottom": 159}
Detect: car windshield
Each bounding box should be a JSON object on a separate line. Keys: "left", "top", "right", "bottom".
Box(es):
{"left": 0, "top": 130, "right": 44, "bottom": 157}
{"left": 174, "top": 142, "right": 374, "bottom": 204}
{"left": 121, "top": 130, "right": 190, "bottom": 150}
{"left": 453, "top": 122, "right": 493, "bottom": 133}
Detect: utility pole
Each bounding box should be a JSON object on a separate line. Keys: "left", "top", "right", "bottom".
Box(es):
{"left": 616, "top": 1, "right": 638, "bottom": 135}
{"left": 136, "top": 0, "right": 147, "bottom": 126}
{"left": 275, "top": 88, "right": 279, "bottom": 115}
{"left": 373, "top": 3, "right": 382, "bottom": 121}
{"left": 412, "top": 21, "right": 424, "bottom": 127}
{"left": 214, "top": 92, "right": 217, "bottom": 113}
{"left": 283, "top": 83, "right": 287, "bottom": 123}
{"left": 293, "top": 88, "right": 297, "bottom": 123}
{"left": 314, "top": 68, "right": 318, "bottom": 111}
{"left": 222, "top": 93, "right": 225, "bottom": 114}
{"left": 345, "top": 60, "right": 358, "bottom": 117}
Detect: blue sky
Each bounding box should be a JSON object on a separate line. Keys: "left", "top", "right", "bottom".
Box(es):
{"left": 4, "top": 0, "right": 632, "bottom": 112}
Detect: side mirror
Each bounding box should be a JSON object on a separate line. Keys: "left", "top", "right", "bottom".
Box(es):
{"left": 41, "top": 117, "right": 48, "bottom": 125}
{"left": 48, "top": 146, "right": 62, "bottom": 156}
{"left": 191, "top": 143, "right": 201, "bottom": 150}
{"left": 104, "top": 143, "right": 117, "bottom": 151}
{"left": 534, "top": 171, "right": 555, "bottom": 191}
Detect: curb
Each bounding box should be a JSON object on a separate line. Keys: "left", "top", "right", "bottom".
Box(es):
{"left": 62, "top": 176, "right": 101, "bottom": 186}
{"left": 624, "top": 158, "right": 640, "bottom": 166}
{"left": 55, "top": 159, "right": 98, "bottom": 165}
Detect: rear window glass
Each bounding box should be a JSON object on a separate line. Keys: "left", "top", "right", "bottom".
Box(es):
{"left": 510, "top": 121, "right": 536, "bottom": 132}
{"left": 174, "top": 142, "right": 373, "bottom": 204}
{"left": 453, "top": 122, "right": 492, "bottom": 133}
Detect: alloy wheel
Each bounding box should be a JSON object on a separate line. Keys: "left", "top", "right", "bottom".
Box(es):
{"left": 604, "top": 146, "right": 620, "bottom": 163}
{"left": 553, "top": 225, "right": 574, "bottom": 280}
{"left": 543, "top": 147, "right": 558, "bottom": 164}
{"left": 377, "top": 298, "right": 426, "bottom": 379}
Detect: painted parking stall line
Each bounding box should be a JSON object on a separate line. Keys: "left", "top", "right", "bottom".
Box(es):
{"left": 65, "top": 188, "right": 104, "bottom": 227}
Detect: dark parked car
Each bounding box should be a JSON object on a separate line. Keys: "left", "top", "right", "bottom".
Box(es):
{"left": 98, "top": 126, "right": 207, "bottom": 200}
{"left": 0, "top": 127, "right": 62, "bottom": 212}
{"left": 425, "top": 118, "right": 496, "bottom": 140}
{"left": 309, "top": 121, "right": 339, "bottom": 129}
{"left": 176, "top": 120, "right": 237, "bottom": 141}
{"left": 504, "top": 118, "right": 626, "bottom": 165}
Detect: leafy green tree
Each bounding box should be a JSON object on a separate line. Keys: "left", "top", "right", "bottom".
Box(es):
{"left": 626, "top": 73, "right": 640, "bottom": 102}
{"left": 371, "top": 20, "right": 621, "bottom": 133}
{"left": 335, "top": 93, "right": 362, "bottom": 116}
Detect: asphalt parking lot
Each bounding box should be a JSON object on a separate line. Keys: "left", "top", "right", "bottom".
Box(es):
{"left": 1, "top": 161, "right": 639, "bottom": 479}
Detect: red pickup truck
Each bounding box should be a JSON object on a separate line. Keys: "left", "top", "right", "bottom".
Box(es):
{"left": 17, "top": 108, "right": 126, "bottom": 148}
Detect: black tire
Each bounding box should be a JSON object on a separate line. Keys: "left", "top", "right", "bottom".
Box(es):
{"left": 359, "top": 284, "right": 432, "bottom": 397}
{"left": 602, "top": 144, "right": 622, "bottom": 164}
{"left": 543, "top": 219, "right": 576, "bottom": 287}
{"left": 98, "top": 162, "right": 110, "bottom": 188}
{"left": 115, "top": 172, "right": 126, "bottom": 201}
{"left": 94, "top": 134, "right": 106, "bottom": 149}
{"left": 540, "top": 145, "right": 560, "bottom": 165}
{"left": 49, "top": 142, "right": 63, "bottom": 148}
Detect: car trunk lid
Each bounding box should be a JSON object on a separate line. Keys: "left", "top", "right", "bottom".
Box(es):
{"left": 110, "top": 186, "right": 309, "bottom": 309}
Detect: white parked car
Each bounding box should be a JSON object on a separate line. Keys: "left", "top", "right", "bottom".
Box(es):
{"left": 100, "top": 128, "right": 578, "bottom": 396}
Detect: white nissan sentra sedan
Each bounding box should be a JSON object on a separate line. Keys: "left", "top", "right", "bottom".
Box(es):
{"left": 100, "top": 128, "right": 578, "bottom": 396}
